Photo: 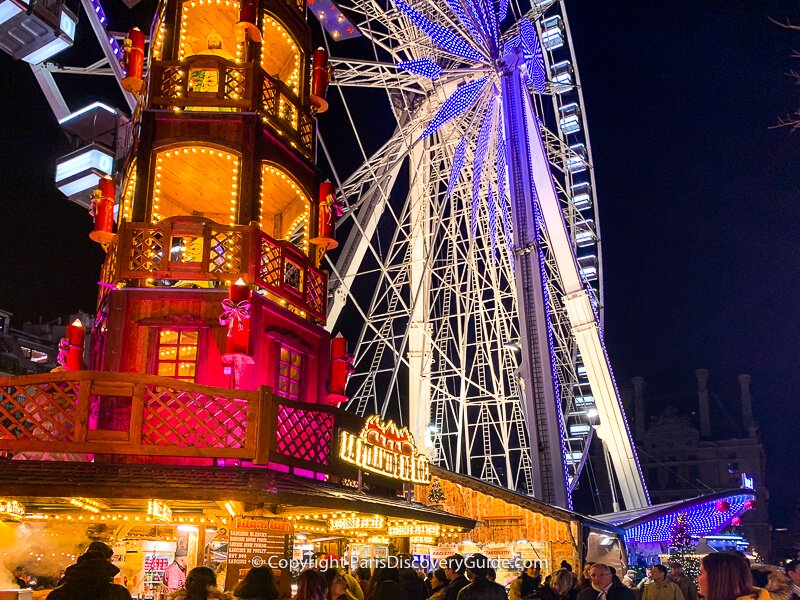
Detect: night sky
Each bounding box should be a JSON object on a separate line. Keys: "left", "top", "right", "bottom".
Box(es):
{"left": 0, "top": 1, "right": 798, "bottom": 523}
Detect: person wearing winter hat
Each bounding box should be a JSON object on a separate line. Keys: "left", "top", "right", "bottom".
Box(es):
{"left": 46, "top": 551, "right": 131, "bottom": 600}
{"left": 163, "top": 548, "right": 189, "bottom": 593}
{"left": 750, "top": 563, "right": 793, "bottom": 600}
{"left": 785, "top": 559, "right": 800, "bottom": 600}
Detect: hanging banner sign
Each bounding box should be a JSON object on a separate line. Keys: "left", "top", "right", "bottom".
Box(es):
{"left": 387, "top": 523, "right": 440, "bottom": 537}
{"left": 328, "top": 515, "right": 386, "bottom": 531}
{"left": 339, "top": 415, "right": 431, "bottom": 483}
{"left": 225, "top": 518, "right": 293, "bottom": 594}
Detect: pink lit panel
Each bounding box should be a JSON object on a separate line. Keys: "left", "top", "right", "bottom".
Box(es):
{"left": 275, "top": 404, "right": 333, "bottom": 465}
{"left": 141, "top": 386, "right": 248, "bottom": 448}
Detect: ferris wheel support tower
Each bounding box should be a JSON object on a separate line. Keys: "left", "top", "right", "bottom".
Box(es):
{"left": 501, "top": 48, "right": 648, "bottom": 509}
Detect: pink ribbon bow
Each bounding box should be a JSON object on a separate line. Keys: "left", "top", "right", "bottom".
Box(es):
{"left": 219, "top": 299, "right": 251, "bottom": 334}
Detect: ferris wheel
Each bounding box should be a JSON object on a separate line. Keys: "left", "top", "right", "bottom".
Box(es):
{"left": 319, "top": 0, "right": 649, "bottom": 509}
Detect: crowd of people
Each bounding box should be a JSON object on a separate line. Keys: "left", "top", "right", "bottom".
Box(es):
{"left": 31, "top": 544, "right": 800, "bottom": 600}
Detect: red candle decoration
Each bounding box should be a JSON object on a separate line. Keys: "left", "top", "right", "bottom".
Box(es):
{"left": 310, "top": 180, "right": 340, "bottom": 250}
{"left": 89, "top": 175, "right": 116, "bottom": 245}
{"left": 65, "top": 319, "right": 85, "bottom": 371}
{"left": 716, "top": 500, "right": 730, "bottom": 512}
{"left": 121, "top": 28, "right": 145, "bottom": 94}
{"left": 220, "top": 278, "right": 251, "bottom": 355}
{"left": 309, "top": 48, "right": 330, "bottom": 114}
{"left": 325, "top": 333, "right": 354, "bottom": 405}
{"left": 235, "top": 0, "right": 262, "bottom": 42}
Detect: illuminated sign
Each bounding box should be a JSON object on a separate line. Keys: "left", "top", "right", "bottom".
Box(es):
{"left": 409, "top": 535, "right": 438, "bottom": 545}
{"left": 741, "top": 473, "right": 754, "bottom": 490}
{"left": 148, "top": 499, "right": 172, "bottom": 523}
{"left": 339, "top": 415, "right": 430, "bottom": 484}
{"left": 387, "top": 523, "right": 440, "bottom": 537}
{"left": 368, "top": 535, "right": 390, "bottom": 545}
{"left": 328, "top": 515, "right": 386, "bottom": 531}
{"left": 0, "top": 499, "right": 24, "bottom": 521}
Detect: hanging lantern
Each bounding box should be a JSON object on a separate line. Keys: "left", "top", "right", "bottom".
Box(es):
{"left": 235, "top": 0, "right": 262, "bottom": 42}
{"left": 220, "top": 278, "right": 251, "bottom": 355}
{"left": 731, "top": 516, "right": 742, "bottom": 527}
{"left": 89, "top": 174, "right": 116, "bottom": 245}
{"left": 326, "top": 333, "right": 354, "bottom": 405}
{"left": 65, "top": 319, "right": 86, "bottom": 371}
{"left": 309, "top": 48, "right": 330, "bottom": 114}
{"left": 744, "top": 499, "right": 756, "bottom": 511}
{"left": 121, "top": 28, "right": 145, "bottom": 94}
{"left": 310, "top": 180, "right": 341, "bottom": 250}
{"left": 716, "top": 500, "right": 730, "bottom": 512}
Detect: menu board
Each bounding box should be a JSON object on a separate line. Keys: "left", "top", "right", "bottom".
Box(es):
{"left": 225, "top": 518, "right": 294, "bottom": 595}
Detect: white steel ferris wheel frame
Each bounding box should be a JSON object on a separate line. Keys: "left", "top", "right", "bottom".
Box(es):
{"left": 320, "top": 0, "right": 646, "bottom": 509}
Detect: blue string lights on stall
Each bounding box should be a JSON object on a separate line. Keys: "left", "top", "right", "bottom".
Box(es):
{"left": 624, "top": 494, "right": 756, "bottom": 544}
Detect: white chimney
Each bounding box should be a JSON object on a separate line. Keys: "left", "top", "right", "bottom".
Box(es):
{"left": 695, "top": 368, "right": 711, "bottom": 437}
{"left": 737, "top": 373, "right": 753, "bottom": 434}
{"left": 632, "top": 376, "right": 646, "bottom": 441}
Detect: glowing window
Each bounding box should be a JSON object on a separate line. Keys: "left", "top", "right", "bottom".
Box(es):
{"left": 261, "top": 15, "right": 301, "bottom": 95}
{"left": 260, "top": 164, "right": 310, "bottom": 252}
{"left": 155, "top": 329, "right": 199, "bottom": 381}
{"left": 277, "top": 345, "right": 303, "bottom": 400}
{"left": 178, "top": 0, "right": 242, "bottom": 63}
{"left": 153, "top": 146, "right": 240, "bottom": 224}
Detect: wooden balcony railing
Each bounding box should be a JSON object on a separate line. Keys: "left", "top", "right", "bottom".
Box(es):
{"left": 147, "top": 56, "right": 314, "bottom": 156}
{"left": 0, "top": 371, "right": 358, "bottom": 471}
{"left": 101, "top": 217, "right": 327, "bottom": 322}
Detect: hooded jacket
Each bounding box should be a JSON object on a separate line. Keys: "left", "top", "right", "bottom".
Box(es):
{"left": 46, "top": 555, "right": 131, "bottom": 600}
{"left": 750, "top": 567, "right": 794, "bottom": 600}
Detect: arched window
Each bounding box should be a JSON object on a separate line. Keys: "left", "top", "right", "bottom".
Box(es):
{"left": 261, "top": 14, "right": 301, "bottom": 95}
{"left": 152, "top": 146, "right": 240, "bottom": 224}
{"left": 260, "top": 163, "right": 310, "bottom": 253}
{"left": 178, "top": 0, "right": 242, "bottom": 62}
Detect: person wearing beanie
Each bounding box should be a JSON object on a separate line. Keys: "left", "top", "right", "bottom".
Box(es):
{"left": 86, "top": 541, "right": 115, "bottom": 561}
{"left": 47, "top": 552, "right": 131, "bottom": 600}
{"left": 163, "top": 547, "right": 189, "bottom": 593}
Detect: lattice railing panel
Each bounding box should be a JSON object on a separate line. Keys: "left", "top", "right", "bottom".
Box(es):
{"left": 98, "top": 240, "right": 119, "bottom": 304}
{"left": 0, "top": 381, "right": 79, "bottom": 442}
{"left": 142, "top": 386, "right": 248, "bottom": 448}
{"left": 262, "top": 79, "right": 278, "bottom": 114}
{"left": 275, "top": 404, "right": 334, "bottom": 465}
{"left": 259, "top": 237, "right": 282, "bottom": 287}
{"left": 224, "top": 67, "right": 246, "bottom": 100}
{"left": 160, "top": 67, "right": 185, "bottom": 99}
{"left": 306, "top": 269, "right": 325, "bottom": 314}
{"left": 129, "top": 229, "right": 163, "bottom": 272}
{"left": 209, "top": 230, "right": 244, "bottom": 274}
{"left": 299, "top": 113, "right": 314, "bottom": 152}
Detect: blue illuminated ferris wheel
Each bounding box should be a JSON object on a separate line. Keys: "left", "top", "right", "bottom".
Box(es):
{"left": 321, "top": 0, "right": 649, "bottom": 510}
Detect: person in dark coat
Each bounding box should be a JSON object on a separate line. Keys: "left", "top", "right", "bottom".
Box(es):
{"left": 533, "top": 570, "right": 578, "bottom": 600}
{"left": 457, "top": 555, "right": 506, "bottom": 600}
{"left": 46, "top": 551, "right": 131, "bottom": 600}
{"left": 367, "top": 567, "right": 406, "bottom": 600}
{"left": 785, "top": 559, "right": 800, "bottom": 600}
{"left": 234, "top": 566, "right": 280, "bottom": 600}
{"left": 510, "top": 564, "right": 542, "bottom": 600}
{"left": 398, "top": 567, "right": 428, "bottom": 600}
{"left": 576, "top": 564, "right": 634, "bottom": 600}
{"left": 443, "top": 556, "right": 470, "bottom": 600}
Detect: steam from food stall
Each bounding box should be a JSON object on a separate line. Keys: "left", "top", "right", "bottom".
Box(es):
{"left": 0, "top": 521, "right": 96, "bottom": 589}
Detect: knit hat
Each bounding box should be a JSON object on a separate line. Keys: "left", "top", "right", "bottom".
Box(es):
{"left": 175, "top": 548, "right": 188, "bottom": 558}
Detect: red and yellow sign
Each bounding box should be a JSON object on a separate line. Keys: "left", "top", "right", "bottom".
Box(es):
{"left": 339, "top": 415, "right": 430, "bottom": 484}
